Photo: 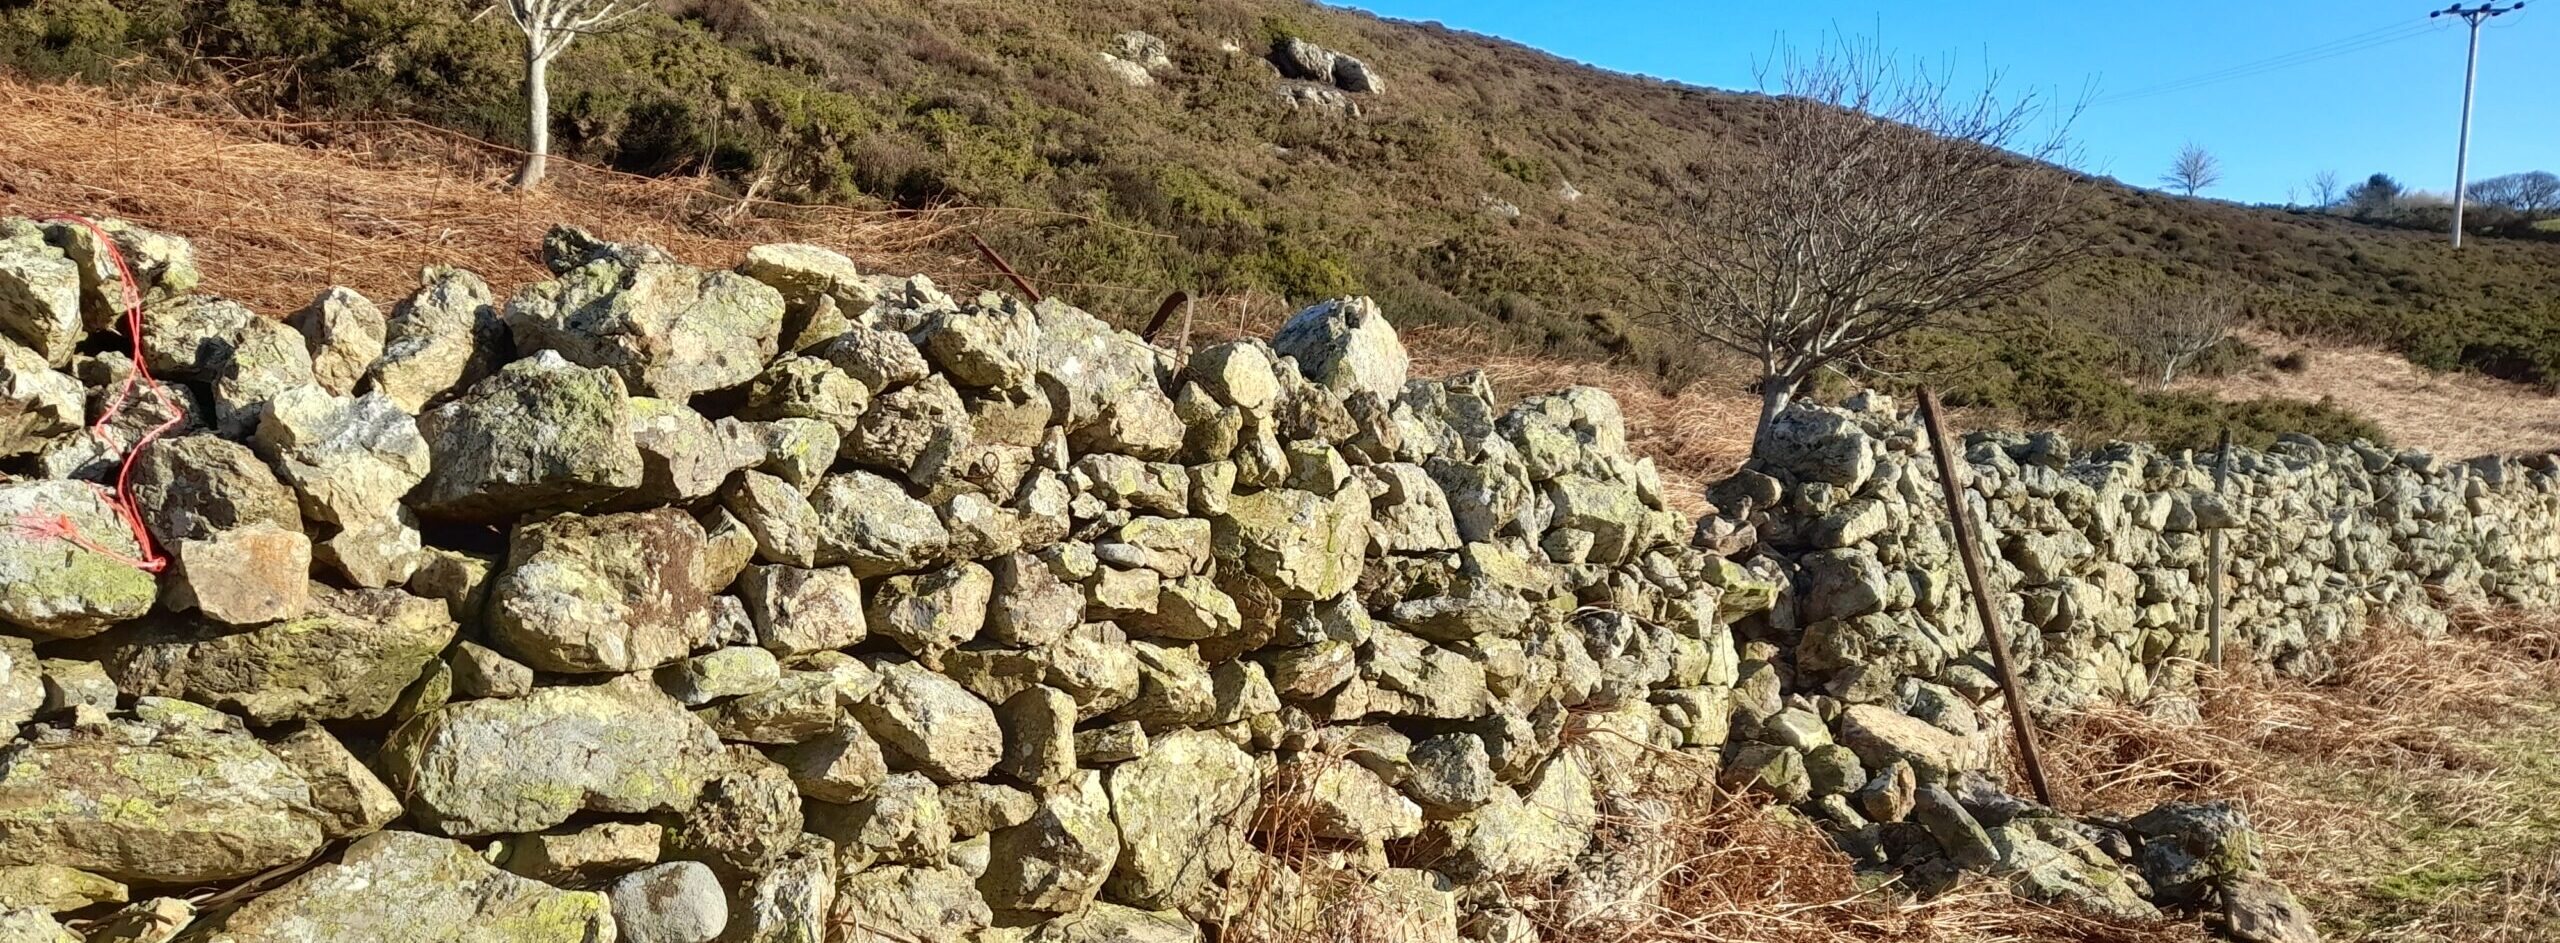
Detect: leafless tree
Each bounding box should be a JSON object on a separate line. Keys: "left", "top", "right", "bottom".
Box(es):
{"left": 2308, "top": 170, "right": 2342, "bottom": 209}
{"left": 1640, "top": 38, "right": 2087, "bottom": 443}
{"left": 2468, "top": 170, "right": 2560, "bottom": 214}
{"left": 495, "top": 0, "right": 643, "bottom": 190}
{"left": 2161, "top": 142, "right": 2221, "bottom": 197}
{"left": 2105, "top": 288, "right": 2239, "bottom": 387}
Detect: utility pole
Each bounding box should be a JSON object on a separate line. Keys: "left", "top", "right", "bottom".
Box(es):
{"left": 2434, "top": 2, "right": 2526, "bottom": 247}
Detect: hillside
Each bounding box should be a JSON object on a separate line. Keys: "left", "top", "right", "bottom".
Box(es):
{"left": 9, "top": 0, "right": 2560, "bottom": 448}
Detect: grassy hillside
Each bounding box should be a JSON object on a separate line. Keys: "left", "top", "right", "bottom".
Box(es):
{"left": 10, "top": 0, "right": 2558, "bottom": 448}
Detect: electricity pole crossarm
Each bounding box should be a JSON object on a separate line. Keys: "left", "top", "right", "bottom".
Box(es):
{"left": 2433, "top": 2, "right": 2526, "bottom": 248}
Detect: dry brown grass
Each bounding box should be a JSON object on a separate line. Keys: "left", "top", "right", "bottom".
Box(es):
{"left": 2183, "top": 328, "right": 2560, "bottom": 459}
{"left": 2039, "top": 608, "right": 2560, "bottom": 942}
{"left": 0, "top": 75, "right": 963, "bottom": 315}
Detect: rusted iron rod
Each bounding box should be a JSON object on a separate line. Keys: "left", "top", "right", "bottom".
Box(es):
{"left": 966, "top": 231, "right": 1041, "bottom": 303}
{"left": 1918, "top": 388, "right": 2057, "bottom": 808}
{"left": 1142, "top": 290, "right": 1190, "bottom": 344}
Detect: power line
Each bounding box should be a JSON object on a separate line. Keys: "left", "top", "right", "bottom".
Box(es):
{"left": 2091, "top": 18, "right": 2449, "bottom": 106}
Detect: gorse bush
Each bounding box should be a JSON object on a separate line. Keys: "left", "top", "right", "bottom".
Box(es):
{"left": 8, "top": 0, "right": 2555, "bottom": 448}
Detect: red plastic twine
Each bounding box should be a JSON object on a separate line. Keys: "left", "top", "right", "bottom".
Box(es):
{"left": 12, "top": 214, "right": 184, "bottom": 573}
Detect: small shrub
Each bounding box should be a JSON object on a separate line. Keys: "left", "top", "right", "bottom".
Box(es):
{"left": 2271, "top": 350, "right": 2312, "bottom": 374}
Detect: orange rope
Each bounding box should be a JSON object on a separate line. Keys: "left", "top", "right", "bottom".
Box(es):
{"left": 11, "top": 214, "right": 184, "bottom": 573}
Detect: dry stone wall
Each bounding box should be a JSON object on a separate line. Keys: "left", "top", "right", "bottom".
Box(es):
{"left": 1699, "top": 393, "right": 2560, "bottom": 929}
{"left": 0, "top": 218, "right": 1769, "bottom": 943}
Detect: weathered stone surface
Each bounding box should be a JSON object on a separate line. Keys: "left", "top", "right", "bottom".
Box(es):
{"left": 1292, "top": 753, "right": 1425, "bottom": 842}
{"left": 508, "top": 252, "right": 786, "bottom": 400}
{"left": 452, "top": 641, "right": 534, "bottom": 699}
{"left": 867, "top": 562, "right": 993, "bottom": 663}
{"left": 828, "top": 864, "right": 990, "bottom": 943}
{"left": 0, "top": 909, "right": 76, "bottom": 943}
{"left": 611, "top": 861, "right": 729, "bottom": 943}
{"left": 1272, "top": 298, "right": 1407, "bottom": 402}
{"left": 162, "top": 524, "right": 311, "bottom": 625}
{"left": 87, "top": 584, "right": 453, "bottom": 724}
{"left": 1214, "top": 487, "right": 1370, "bottom": 599}
{"left": 489, "top": 508, "right": 711, "bottom": 674}
{"left": 413, "top": 351, "right": 644, "bottom": 522}
{"left": 0, "top": 221, "right": 88, "bottom": 367}
{"left": 1424, "top": 753, "right": 1595, "bottom": 883}
{"left": 264, "top": 723, "right": 403, "bottom": 839}
{"left": 808, "top": 471, "right": 950, "bottom": 576}
{"left": 1404, "top": 733, "right": 1496, "bottom": 813}
{"left": 996, "top": 685, "right": 1078, "bottom": 787}
{"left": 0, "top": 638, "right": 35, "bottom": 743}
{"left": 501, "top": 821, "right": 664, "bottom": 885}
{"left": 290, "top": 287, "right": 386, "bottom": 396}
{"left": 772, "top": 727, "right": 889, "bottom": 804}
{"left": 365, "top": 266, "right": 504, "bottom": 413}
{"left": 726, "top": 833, "right": 835, "bottom": 943}
{"left": 0, "top": 864, "right": 125, "bottom": 915}
{"left": 1105, "top": 729, "right": 1260, "bottom": 909}
{"left": 175, "top": 829, "right": 612, "bottom": 942}
{"left": 662, "top": 646, "right": 783, "bottom": 706}
{"left": 700, "top": 661, "right": 868, "bottom": 745}
{"left": 982, "top": 770, "right": 1120, "bottom": 913}
{"left": 382, "top": 677, "right": 727, "bottom": 837}
{"left": 855, "top": 661, "right": 1002, "bottom": 782}
{"left": 1838, "top": 704, "right": 1976, "bottom": 784}
{"left": 0, "top": 480, "right": 160, "bottom": 638}
{"left": 0, "top": 339, "right": 80, "bottom": 459}
{"left": 40, "top": 217, "right": 200, "bottom": 333}
{"left": 254, "top": 387, "right": 428, "bottom": 527}
{"left": 0, "top": 699, "right": 330, "bottom": 885}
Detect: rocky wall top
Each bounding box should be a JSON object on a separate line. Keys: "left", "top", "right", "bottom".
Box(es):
{"left": 0, "top": 218, "right": 1768, "bottom": 943}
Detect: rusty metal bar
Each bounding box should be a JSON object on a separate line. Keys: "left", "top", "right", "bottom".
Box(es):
{"left": 1142, "top": 290, "right": 1190, "bottom": 343}
{"left": 966, "top": 231, "right": 1041, "bottom": 303}
{"left": 1918, "top": 388, "right": 2056, "bottom": 808}
{"left": 2207, "top": 427, "right": 2233, "bottom": 667}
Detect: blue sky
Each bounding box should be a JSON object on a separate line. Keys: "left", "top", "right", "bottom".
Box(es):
{"left": 1336, "top": 1, "right": 2556, "bottom": 205}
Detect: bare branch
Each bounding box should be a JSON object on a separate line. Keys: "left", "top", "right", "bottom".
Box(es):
{"left": 1637, "top": 35, "right": 2089, "bottom": 443}
{"left": 2102, "top": 287, "right": 2239, "bottom": 388}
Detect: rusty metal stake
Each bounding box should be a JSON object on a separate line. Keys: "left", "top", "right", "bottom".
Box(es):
{"left": 1141, "top": 290, "right": 1190, "bottom": 343}
{"left": 1918, "top": 388, "right": 2056, "bottom": 808}
{"left": 2207, "top": 428, "right": 2233, "bottom": 667}
{"left": 965, "top": 231, "right": 1041, "bottom": 303}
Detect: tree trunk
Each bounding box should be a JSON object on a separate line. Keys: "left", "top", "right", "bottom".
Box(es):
{"left": 1751, "top": 376, "right": 1796, "bottom": 453}
{"left": 515, "top": 48, "right": 552, "bottom": 191}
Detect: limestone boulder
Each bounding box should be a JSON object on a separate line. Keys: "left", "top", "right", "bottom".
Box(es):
{"left": 1214, "top": 487, "right": 1370, "bottom": 599}
{"left": 0, "top": 339, "right": 80, "bottom": 459}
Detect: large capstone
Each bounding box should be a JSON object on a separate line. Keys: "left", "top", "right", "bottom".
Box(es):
{"left": 507, "top": 251, "right": 785, "bottom": 400}
{"left": 1271, "top": 297, "right": 1408, "bottom": 402}
{"left": 412, "top": 351, "right": 644, "bottom": 523}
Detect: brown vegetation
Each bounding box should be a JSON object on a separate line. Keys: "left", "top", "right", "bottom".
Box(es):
{"left": 0, "top": 76, "right": 956, "bottom": 314}
{"left": 2040, "top": 608, "right": 2560, "bottom": 941}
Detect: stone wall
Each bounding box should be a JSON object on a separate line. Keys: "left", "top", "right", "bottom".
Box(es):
{"left": 1697, "top": 393, "right": 2560, "bottom": 926}
{"left": 0, "top": 219, "right": 1768, "bottom": 943}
